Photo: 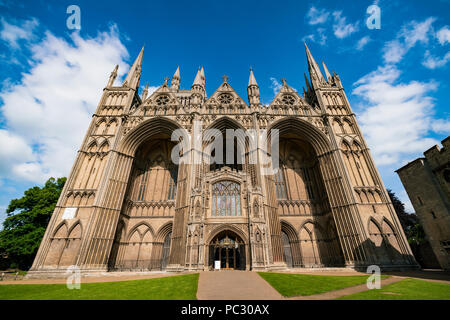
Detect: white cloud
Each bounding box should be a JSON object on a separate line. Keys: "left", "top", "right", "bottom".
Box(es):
{"left": 431, "top": 118, "right": 450, "bottom": 133}
{"left": 0, "top": 22, "right": 130, "bottom": 183}
{"left": 332, "top": 11, "right": 359, "bottom": 39}
{"left": 436, "top": 26, "right": 450, "bottom": 45}
{"left": 0, "top": 17, "right": 38, "bottom": 49}
{"left": 269, "top": 77, "right": 282, "bottom": 96}
{"left": 356, "top": 36, "right": 371, "bottom": 51}
{"left": 353, "top": 65, "right": 440, "bottom": 165}
{"left": 422, "top": 50, "right": 450, "bottom": 69}
{"left": 307, "top": 6, "right": 330, "bottom": 25}
{"left": 383, "top": 17, "right": 436, "bottom": 64}
{"left": 302, "top": 28, "right": 327, "bottom": 46}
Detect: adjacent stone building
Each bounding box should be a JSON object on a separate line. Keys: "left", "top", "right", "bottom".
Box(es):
{"left": 28, "top": 44, "right": 417, "bottom": 277}
{"left": 397, "top": 137, "right": 450, "bottom": 270}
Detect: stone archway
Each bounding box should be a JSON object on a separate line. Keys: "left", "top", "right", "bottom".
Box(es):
{"left": 208, "top": 230, "right": 246, "bottom": 270}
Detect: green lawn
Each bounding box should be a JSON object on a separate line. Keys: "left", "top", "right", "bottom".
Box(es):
{"left": 337, "top": 278, "right": 450, "bottom": 300}
{"left": 258, "top": 272, "right": 388, "bottom": 297}
{"left": 0, "top": 273, "right": 199, "bottom": 300}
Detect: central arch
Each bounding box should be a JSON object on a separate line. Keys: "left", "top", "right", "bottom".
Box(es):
{"left": 208, "top": 230, "right": 246, "bottom": 270}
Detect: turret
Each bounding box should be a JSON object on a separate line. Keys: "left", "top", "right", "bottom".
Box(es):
{"left": 247, "top": 68, "right": 260, "bottom": 106}
{"left": 171, "top": 66, "right": 180, "bottom": 90}
{"left": 106, "top": 64, "right": 118, "bottom": 87}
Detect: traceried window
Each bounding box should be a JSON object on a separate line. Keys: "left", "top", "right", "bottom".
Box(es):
{"left": 156, "top": 95, "right": 169, "bottom": 106}
{"left": 218, "top": 93, "right": 233, "bottom": 104}
{"left": 281, "top": 94, "right": 295, "bottom": 105}
{"left": 274, "top": 168, "right": 287, "bottom": 199}
{"left": 211, "top": 181, "right": 241, "bottom": 216}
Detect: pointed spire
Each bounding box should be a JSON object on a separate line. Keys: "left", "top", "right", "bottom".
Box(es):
{"left": 192, "top": 67, "right": 203, "bottom": 86}
{"left": 107, "top": 64, "right": 118, "bottom": 87}
{"left": 322, "top": 61, "right": 332, "bottom": 81}
{"left": 247, "top": 68, "right": 260, "bottom": 106}
{"left": 304, "top": 73, "right": 312, "bottom": 91}
{"left": 142, "top": 82, "right": 149, "bottom": 101}
{"left": 123, "top": 45, "right": 144, "bottom": 90}
{"left": 170, "top": 66, "right": 180, "bottom": 90}
{"left": 248, "top": 68, "right": 258, "bottom": 86}
{"left": 200, "top": 66, "right": 205, "bottom": 86}
{"left": 304, "top": 42, "right": 325, "bottom": 84}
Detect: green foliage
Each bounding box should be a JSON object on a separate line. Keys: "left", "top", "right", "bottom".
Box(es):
{"left": 0, "top": 273, "right": 199, "bottom": 300}
{"left": 258, "top": 272, "right": 388, "bottom": 297}
{"left": 0, "top": 177, "right": 66, "bottom": 270}
{"left": 387, "top": 189, "right": 426, "bottom": 245}
{"left": 336, "top": 278, "right": 450, "bottom": 300}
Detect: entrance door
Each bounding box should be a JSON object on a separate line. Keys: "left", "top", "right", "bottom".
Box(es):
{"left": 161, "top": 232, "right": 171, "bottom": 270}
{"left": 210, "top": 230, "right": 245, "bottom": 270}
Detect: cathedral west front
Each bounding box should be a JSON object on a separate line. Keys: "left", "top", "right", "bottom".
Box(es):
{"left": 28, "top": 44, "right": 418, "bottom": 277}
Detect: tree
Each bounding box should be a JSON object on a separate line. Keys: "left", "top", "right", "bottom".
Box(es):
{"left": 0, "top": 177, "right": 66, "bottom": 270}
{"left": 387, "top": 189, "right": 425, "bottom": 245}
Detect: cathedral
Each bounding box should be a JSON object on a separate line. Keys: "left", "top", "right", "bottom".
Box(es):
{"left": 29, "top": 44, "right": 418, "bottom": 277}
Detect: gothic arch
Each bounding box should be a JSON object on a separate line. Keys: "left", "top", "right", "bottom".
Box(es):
{"left": 127, "top": 222, "right": 155, "bottom": 242}
{"left": 118, "top": 117, "right": 185, "bottom": 156}
{"left": 207, "top": 224, "right": 249, "bottom": 245}
{"left": 155, "top": 222, "right": 173, "bottom": 242}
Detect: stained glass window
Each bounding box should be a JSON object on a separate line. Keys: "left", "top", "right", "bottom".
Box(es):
{"left": 211, "top": 181, "right": 241, "bottom": 216}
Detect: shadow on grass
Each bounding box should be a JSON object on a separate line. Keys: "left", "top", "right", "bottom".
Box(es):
{"left": 258, "top": 272, "right": 388, "bottom": 297}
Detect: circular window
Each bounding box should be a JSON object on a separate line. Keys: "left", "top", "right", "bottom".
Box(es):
{"left": 218, "top": 94, "right": 233, "bottom": 104}
{"left": 156, "top": 95, "right": 169, "bottom": 106}
{"left": 281, "top": 95, "right": 295, "bottom": 105}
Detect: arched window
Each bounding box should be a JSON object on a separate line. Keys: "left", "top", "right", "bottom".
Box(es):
{"left": 274, "top": 168, "right": 287, "bottom": 199}
{"left": 211, "top": 181, "right": 241, "bottom": 216}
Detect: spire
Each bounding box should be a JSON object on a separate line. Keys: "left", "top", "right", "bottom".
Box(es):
{"left": 192, "top": 67, "right": 203, "bottom": 87}
{"left": 322, "top": 61, "right": 332, "bottom": 81}
{"left": 248, "top": 68, "right": 258, "bottom": 86}
{"left": 200, "top": 66, "right": 205, "bottom": 86}
{"left": 171, "top": 66, "right": 180, "bottom": 90}
{"left": 142, "top": 82, "right": 149, "bottom": 101}
{"left": 304, "top": 42, "right": 325, "bottom": 84}
{"left": 304, "top": 73, "right": 312, "bottom": 91}
{"left": 106, "top": 64, "right": 118, "bottom": 87}
{"left": 123, "top": 45, "right": 144, "bottom": 90}
{"left": 247, "top": 68, "right": 260, "bottom": 106}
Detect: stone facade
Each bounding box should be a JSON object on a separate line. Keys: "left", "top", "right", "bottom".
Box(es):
{"left": 28, "top": 44, "right": 417, "bottom": 277}
{"left": 397, "top": 137, "right": 450, "bottom": 270}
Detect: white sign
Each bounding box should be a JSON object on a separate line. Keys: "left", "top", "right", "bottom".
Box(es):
{"left": 62, "top": 207, "right": 77, "bottom": 220}
{"left": 214, "top": 260, "right": 221, "bottom": 270}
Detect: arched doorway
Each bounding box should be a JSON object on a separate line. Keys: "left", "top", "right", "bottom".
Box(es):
{"left": 281, "top": 231, "right": 293, "bottom": 268}
{"left": 161, "top": 232, "right": 172, "bottom": 270}
{"left": 209, "top": 230, "right": 245, "bottom": 270}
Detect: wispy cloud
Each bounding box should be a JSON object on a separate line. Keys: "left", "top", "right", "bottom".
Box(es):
{"left": 269, "top": 77, "right": 282, "bottom": 96}
{"left": 306, "top": 6, "right": 330, "bottom": 25}
{"left": 383, "top": 17, "right": 436, "bottom": 64}
{"left": 332, "top": 11, "right": 359, "bottom": 39}
{"left": 356, "top": 36, "right": 371, "bottom": 51}
{"left": 0, "top": 17, "right": 38, "bottom": 49}
{"left": 422, "top": 50, "right": 450, "bottom": 69}
{"left": 0, "top": 21, "right": 129, "bottom": 183}
{"left": 353, "top": 65, "right": 439, "bottom": 166}
{"left": 436, "top": 26, "right": 450, "bottom": 45}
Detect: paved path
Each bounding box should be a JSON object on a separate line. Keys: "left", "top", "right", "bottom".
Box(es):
{"left": 197, "top": 271, "right": 283, "bottom": 300}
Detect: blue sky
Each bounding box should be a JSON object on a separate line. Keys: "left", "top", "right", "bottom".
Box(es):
{"left": 0, "top": 0, "right": 449, "bottom": 224}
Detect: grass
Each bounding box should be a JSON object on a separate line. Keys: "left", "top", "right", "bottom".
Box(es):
{"left": 0, "top": 273, "right": 199, "bottom": 300}
{"left": 336, "top": 278, "right": 450, "bottom": 300}
{"left": 258, "top": 272, "right": 388, "bottom": 297}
